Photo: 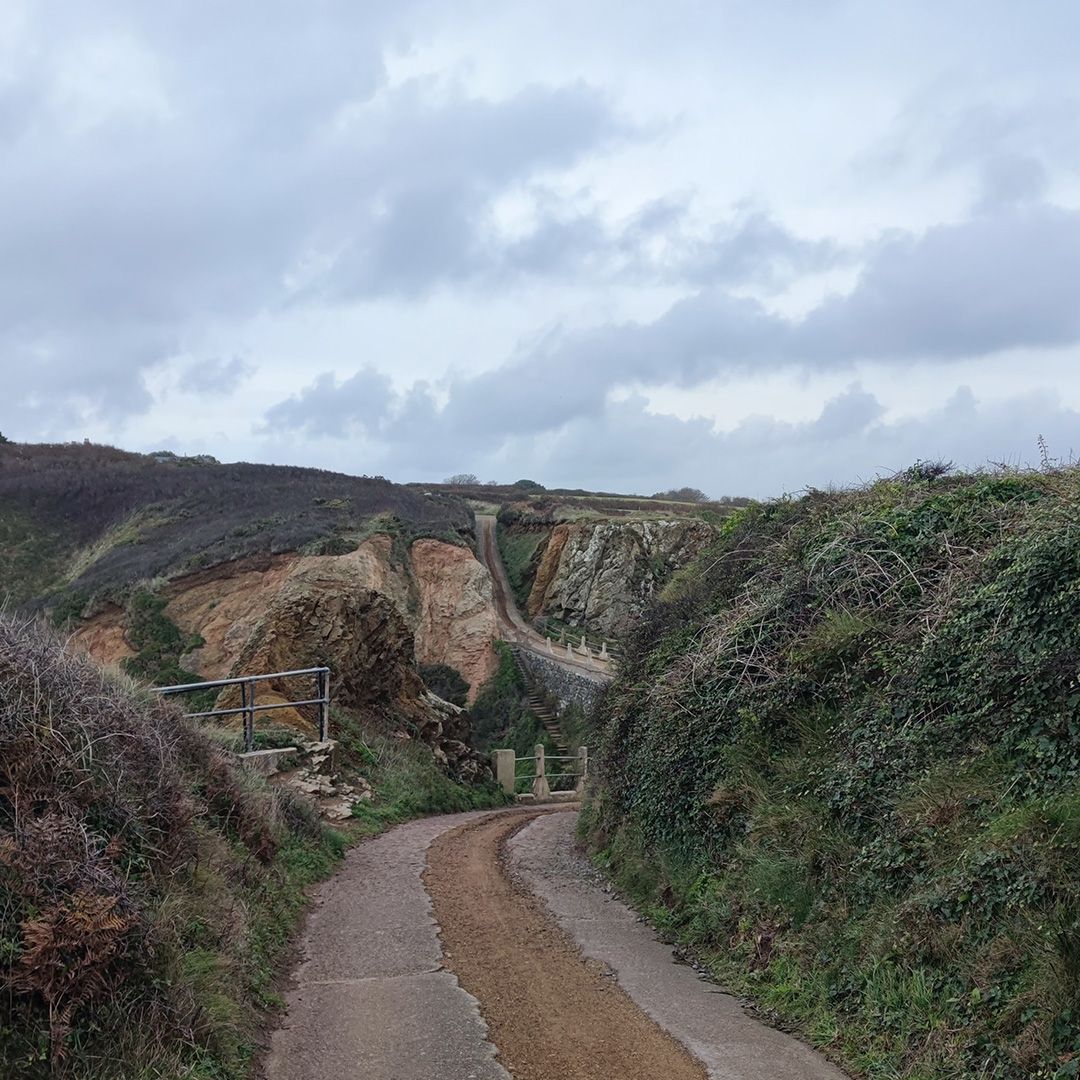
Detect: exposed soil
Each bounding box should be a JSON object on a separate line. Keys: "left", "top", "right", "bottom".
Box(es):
{"left": 424, "top": 810, "right": 708, "bottom": 1080}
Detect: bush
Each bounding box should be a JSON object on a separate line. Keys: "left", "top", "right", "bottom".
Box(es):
{"left": 419, "top": 663, "right": 470, "bottom": 708}
{"left": 0, "top": 614, "right": 344, "bottom": 1078}
{"left": 586, "top": 467, "right": 1080, "bottom": 1080}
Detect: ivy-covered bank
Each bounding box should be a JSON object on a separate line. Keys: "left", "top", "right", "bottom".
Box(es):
{"left": 583, "top": 466, "right": 1080, "bottom": 1080}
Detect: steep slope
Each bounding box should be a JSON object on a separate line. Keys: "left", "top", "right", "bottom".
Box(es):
{"left": 585, "top": 468, "right": 1080, "bottom": 1080}
{"left": 0, "top": 614, "right": 344, "bottom": 1079}
{"left": 498, "top": 509, "right": 721, "bottom": 639}
{"left": 525, "top": 518, "right": 720, "bottom": 637}
{"left": 0, "top": 442, "right": 470, "bottom": 604}
{"left": 1, "top": 442, "right": 498, "bottom": 707}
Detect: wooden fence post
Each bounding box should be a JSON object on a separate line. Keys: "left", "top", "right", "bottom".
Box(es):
{"left": 576, "top": 745, "right": 589, "bottom": 793}
{"left": 492, "top": 749, "right": 516, "bottom": 795}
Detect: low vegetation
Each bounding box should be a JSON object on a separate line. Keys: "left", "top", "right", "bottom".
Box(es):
{"left": 0, "top": 614, "right": 345, "bottom": 1079}
{"left": 0, "top": 441, "right": 473, "bottom": 610}
{"left": 418, "top": 662, "right": 470, "bottom": 708}
{"left": 336, "top": 708, "right": 508, "bottom": 830}
{"left": 495, "top": 525, "right": 547, "bottom": 610}
{"left": 0, "top": 614, "right": 511, "bottom": 1078}
{"left": 471, "top": 643, "right": 559, "bottom": 758}
{"left": 584, "top": 465, "right": 1080, "bottom": 1080}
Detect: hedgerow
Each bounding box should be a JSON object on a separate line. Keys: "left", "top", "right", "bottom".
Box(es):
{"left": 585, "top": 466, "right": 1080, "bottom": 1079}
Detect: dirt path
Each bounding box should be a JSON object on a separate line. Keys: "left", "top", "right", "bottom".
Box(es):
{"left": 474, "top": 513, "right": 612, "bottom": 683}
{"left": 425, "top": 809, "right": 709, "bottom": 1080}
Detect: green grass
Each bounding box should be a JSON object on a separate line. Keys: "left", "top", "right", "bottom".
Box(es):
{"left": 495, "top": 524, "right": 548, "bottom": 609}
{"left": 331, "top": 708, "right": 509, "bottom": 832}
{"left": 0, "top": 509, "right": 68, "bottom": 605}
{"left": 584, "top": 467, "right": 1080, "bottom": 1080}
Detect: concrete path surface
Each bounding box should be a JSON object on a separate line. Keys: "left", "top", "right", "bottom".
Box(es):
{"left": 508, "top": 811, "right": 847, "bottom": 1080}
{"left": 263, "top": 811, "right": 509, "bottom": 1080}
{"left": 263, "top": 806, "right": 847, "bottom": 1080}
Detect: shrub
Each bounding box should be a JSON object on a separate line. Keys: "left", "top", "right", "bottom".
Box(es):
{"left": 586, "top": 466, "right": 1080, "bottom": 1080}
{"left": 0, "top": 614, "right": 343, "bottom": 1078}
{"left": 419, "top": 662, "right": 470, "bottom": 708}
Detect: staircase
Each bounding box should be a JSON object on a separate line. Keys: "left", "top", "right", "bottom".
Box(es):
{"left": 509, "top": 644, "right": 568, "bottom": 753}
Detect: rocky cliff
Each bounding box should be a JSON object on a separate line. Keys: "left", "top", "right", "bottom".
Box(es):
{"left": 523, "top": 519, "right": 720, "bottom": 638}
{"left": 72, "top": 534, "right": 498, "bottom": 700}
{"left": 214, "top": 564, "right": 488, "bottom": 783}
{"left": 67, "top": 532, "right": 499, "bottom": 780}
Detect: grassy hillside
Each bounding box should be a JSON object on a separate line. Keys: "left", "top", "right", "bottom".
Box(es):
{"left": 0, "top": 615, "right": 508, "bottom": 1078}
{"left": 584, "top": 466, "right": 1080, "bottom": 1080}
{"left": 0, "top": 614, "right": 345, "bottom": 1079}
{"left": 0, "top": 442, "right": 472, "bottom": 608}
{"left": 495, "top": 525, "right": 548, "bottom": 610}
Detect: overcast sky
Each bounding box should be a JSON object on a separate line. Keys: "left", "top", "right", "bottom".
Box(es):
{"left": 3, "top": 1, "right": 1080, "bottom": 497}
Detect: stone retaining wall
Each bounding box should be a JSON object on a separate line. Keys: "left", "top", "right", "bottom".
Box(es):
{"left": 515, "top": 649, "right": 605, "bottom": 712}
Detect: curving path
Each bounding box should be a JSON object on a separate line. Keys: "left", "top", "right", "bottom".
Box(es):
{"left": 263, "top": 807, "right": 848, "bottom": 1080}
{"left": 474, "top": 514, "right": 612, "bottom": 684}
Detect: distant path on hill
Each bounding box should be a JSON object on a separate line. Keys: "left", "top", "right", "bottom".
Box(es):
{"left": 263, "top": 807, "right": 847, "bottom": 1080}
{"left": 474, "top": 513, "right": 612, "bottom": 684}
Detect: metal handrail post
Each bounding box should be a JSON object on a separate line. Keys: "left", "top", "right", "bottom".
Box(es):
{"left": 318, "top": 669, "right": 330, "bottom": 741}
{"left": 242, "top": 679, "right": 255, "bottom": 752}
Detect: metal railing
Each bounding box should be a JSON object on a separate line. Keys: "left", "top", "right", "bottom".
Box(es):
{"left": 154, "top": 666, "right": 331, "bottom": 752}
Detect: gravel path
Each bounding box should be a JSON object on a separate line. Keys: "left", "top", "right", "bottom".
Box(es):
{"left": 426, "top": 809, "right": 708, "bottom": 1080}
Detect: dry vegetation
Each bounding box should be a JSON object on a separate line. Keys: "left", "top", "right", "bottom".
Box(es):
{"left": 0, "top": 614, "right": 344, "bottom": 1079}
{"left": 0, "top": 442, "right": 472, "bottom": 608}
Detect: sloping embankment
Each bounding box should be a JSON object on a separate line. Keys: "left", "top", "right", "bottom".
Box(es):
{"left": 0, "top": 614, "right": 344, "bottom": 1079}
{"left": 584, "top": 468, "right": 1080, "bottom": 1080}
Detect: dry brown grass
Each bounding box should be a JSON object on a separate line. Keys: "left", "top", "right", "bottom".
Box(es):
{"left": 0, "top": 613, "right": 340, "bottom": 1078}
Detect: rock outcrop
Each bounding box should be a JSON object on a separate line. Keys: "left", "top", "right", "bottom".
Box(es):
{"left": 68, "top": 532, "right": 498, "bottom": 782}
{"left": 216, "top": 567, "right": 490, "bottom": 783}
{"left": 154, "top": 536, "right": 495, "bottom": 699}
{"left": 526, "top": 519, "right": 720, "bottom": 638}
{"left": 411, "top": 539, "right": 498, "bottom": 698}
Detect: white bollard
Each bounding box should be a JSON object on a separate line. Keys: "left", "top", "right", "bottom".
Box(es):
{"left": 492, "top": 749, "right": 516, "bottom": 795}
{"left": 600, "top": 640, "right": 609, "bottom": 660}
{"left": 532, "top": 743, "right": 551, "bottom": 800}
{"left": 575, "top": 745, "right": 589, "bottom": 793}
{"left": 567, "top": 640, "right": 574, "bottom": 658}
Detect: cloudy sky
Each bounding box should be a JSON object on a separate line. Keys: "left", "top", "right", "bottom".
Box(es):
{"left": 3, "top": 1, "right": 1080, "bottom": 497}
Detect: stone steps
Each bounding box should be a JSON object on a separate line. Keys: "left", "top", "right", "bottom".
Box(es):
{"left": 509, "top": 644, "right": 570, "bottom": 752}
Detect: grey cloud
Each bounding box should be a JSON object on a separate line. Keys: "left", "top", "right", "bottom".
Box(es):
{"left": 482, "top": 385, "right": 1080, "bottom": 499}
{"left": 866, "top": 93, "right": 1080, "bottom": 208}
{"left": 678, "top": 210, "right": 846, "bottom": 288}
{"left": 801, "top": 203, "right": 1080, "bottom": 361}
{"left": 1, "top": 6, "right": 638, "bottom": 419}
{"left": 412, "top": 200, "right": 1080, "bottom": 438}
{"left": 180, "top": 356, "right": 253, "bottom": 395}
{"left": 263, "top": 367, "right": 395, "bottom": 438}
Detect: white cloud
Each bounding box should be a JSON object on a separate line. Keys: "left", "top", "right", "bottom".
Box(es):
{"left": 4, "top": 1, "right": 1080, "bottom": 497}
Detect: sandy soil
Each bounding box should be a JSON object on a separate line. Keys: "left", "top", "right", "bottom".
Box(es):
{"left": 424, "top": 809, "right": 708, "bottom": 1080}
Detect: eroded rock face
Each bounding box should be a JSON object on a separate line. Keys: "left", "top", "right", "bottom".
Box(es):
{"left": 526, "top": 519, "right": 720, "bottom": 638}
{"left": 411, "top": 538, "right": 498, "bottom": 700}
{"left": 68, "top": 602, "right": 134, "bottom": 666}
{"left": 216, "top": 569, "right": 490, "bottom": 782}
{"left": 158, "top": 535, "right": 495, "bottom": 696}
{"left": 68, "top": 533, "right": 497, "bottom": 782}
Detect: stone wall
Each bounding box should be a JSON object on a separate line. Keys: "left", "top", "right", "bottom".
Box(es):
{"left": 515, "top": 649, "right": 605, "bottom": 712}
